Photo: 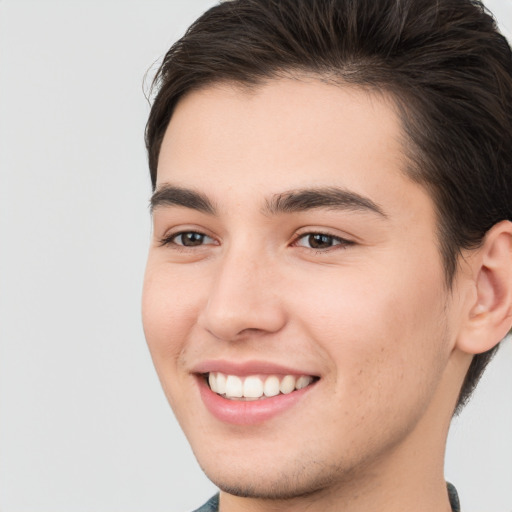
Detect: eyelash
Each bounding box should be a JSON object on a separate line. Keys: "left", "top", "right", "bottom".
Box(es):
{"left": 159, "top": 231, "right": 215, "bottom": 249}
{"left": 291, "top": 232, "right": 355, "bottom": 252}
{"left": 159, "top": 230, "right": 354, "bottom": 252}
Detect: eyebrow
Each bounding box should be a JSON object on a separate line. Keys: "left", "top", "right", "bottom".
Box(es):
{"left": 150, "top": 185, "right": 216, "bottom": 214}
{"left": 150, "top": 184, "right": 386, "bottom": 218}
{"left": 264, "top": 187, "right": 387, "bottom": 217}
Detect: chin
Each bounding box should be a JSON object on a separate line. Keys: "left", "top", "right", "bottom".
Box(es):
{"left": 206, "top": 471, "right": 337, "bottom": 500}
{"left": 195, "top": 449, "right": 351, "bottom": 501}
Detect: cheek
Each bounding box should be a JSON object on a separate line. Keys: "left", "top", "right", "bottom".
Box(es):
{"left": 141, "top": 265, "right": 200, "bottom": 376}
{"left": 292, "top": 260, "right": 448, "bottom": 405}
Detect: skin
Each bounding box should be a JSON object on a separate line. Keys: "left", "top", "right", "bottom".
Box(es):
{"left": 142, "top": 78, "right": 506, "bottom": 512}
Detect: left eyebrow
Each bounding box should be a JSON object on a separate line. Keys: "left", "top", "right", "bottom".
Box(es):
{"left": 150, "top": 185, "right": 216, "bottom": 214}
{"left": 264, "top": 187, "right": 387, "bottom": 217}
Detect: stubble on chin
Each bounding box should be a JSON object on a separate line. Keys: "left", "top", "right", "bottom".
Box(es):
{"left": 199, "top": 456, "right": 364, "bottom": 502}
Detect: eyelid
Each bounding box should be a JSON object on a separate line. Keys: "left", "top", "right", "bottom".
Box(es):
{"left": 158, "top": 228, "right": 217, "bottom": 248}
{"left": 291, "top": 230, "right": 356, "bottom": 250}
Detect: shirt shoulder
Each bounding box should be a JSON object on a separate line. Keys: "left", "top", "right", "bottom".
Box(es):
{"left": 447, "top": 482, "right": 461, "bottom": 512}
{"left": 192, "top": 494, "right": 219, "bottom": 512}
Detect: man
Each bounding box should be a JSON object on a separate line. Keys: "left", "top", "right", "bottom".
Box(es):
{"left": 141, "top": 0, "right": 512, "bottom": 510}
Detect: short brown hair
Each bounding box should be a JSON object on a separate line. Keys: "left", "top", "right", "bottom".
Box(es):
{"left": 145, "top": 0, "right": 512, "bottom": 411}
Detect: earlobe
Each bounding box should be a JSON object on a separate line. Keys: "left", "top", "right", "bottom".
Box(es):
{"left": 457, "top": 220, "right": 512, "bottom": 355}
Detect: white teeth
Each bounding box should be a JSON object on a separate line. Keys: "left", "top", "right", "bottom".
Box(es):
{"left": 243, "top": 376, "right": 264, "bottom": 398}
{"left": 263, "top": 375, "right": 280, "bottom": 397}
{"left": 216, "top": 372, "right": 227, "bottom": 395}
{"left": 225, "top": 375, "right": 243, "bottom": 398}
{"left": 208, "top": 373, "right": 217, "bottom": 391}
{"left": 296, "top": 375, "right": 313, "bottom": 389}
{"left": 280, "top": 375, "right": 296, "bottom": 394}
{"left": 208, "top": 372, "right": 315, "bottom": 399}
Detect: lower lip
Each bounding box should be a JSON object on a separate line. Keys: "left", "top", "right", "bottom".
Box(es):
{"left": 197, "top": 377, "right": 316, "bottom": 425}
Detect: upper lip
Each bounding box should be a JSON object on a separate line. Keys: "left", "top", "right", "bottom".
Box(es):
{"left": 192, "top": 359, "right": 319, "bottom": 377}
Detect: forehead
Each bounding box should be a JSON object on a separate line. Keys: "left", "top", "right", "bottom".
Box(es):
{"left": 159, "top": 78, "right": 405, "bottom": 179}
{"left": 157, "top": 78, "right": 430, "bottom": 223}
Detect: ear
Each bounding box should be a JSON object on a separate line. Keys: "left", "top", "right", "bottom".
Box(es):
{"left": 456, "top": 220, "right": 512, "bottom": 355}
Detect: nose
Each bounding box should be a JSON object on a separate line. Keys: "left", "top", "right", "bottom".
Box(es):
{"left": 197, "top": 247, "right": 287, "bottom": 341}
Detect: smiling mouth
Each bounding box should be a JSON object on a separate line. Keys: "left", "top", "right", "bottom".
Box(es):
{"left": 205, "top": 372, "right": 319, "bottom": 401}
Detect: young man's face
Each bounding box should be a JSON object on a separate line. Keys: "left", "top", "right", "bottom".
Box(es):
{"left": 142, "top": 79, "right": 466, "bottom": 500}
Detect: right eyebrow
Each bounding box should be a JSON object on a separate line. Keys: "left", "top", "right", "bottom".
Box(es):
{"left": 264, "top": 186, "right": 387, "bottom": 218}
{"left": 150, "top": 184, "right": 216, "bottom": 215}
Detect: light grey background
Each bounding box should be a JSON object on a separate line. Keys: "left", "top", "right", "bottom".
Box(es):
{"left": 0, "top": 1, "right": 510, "bottom": 511}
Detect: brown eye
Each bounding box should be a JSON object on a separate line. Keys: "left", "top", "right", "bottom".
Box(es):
{"left": 181, "top": 232, "right": 205, "bottom": 246}
{"left": 295, "top": 232, "right": 353, "bottom": 251}
{"left": 307, "top": 234, "right": 336, "bottom": 249}
{"left": 171, "top": 232, "right": 213, "bottom": 247}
